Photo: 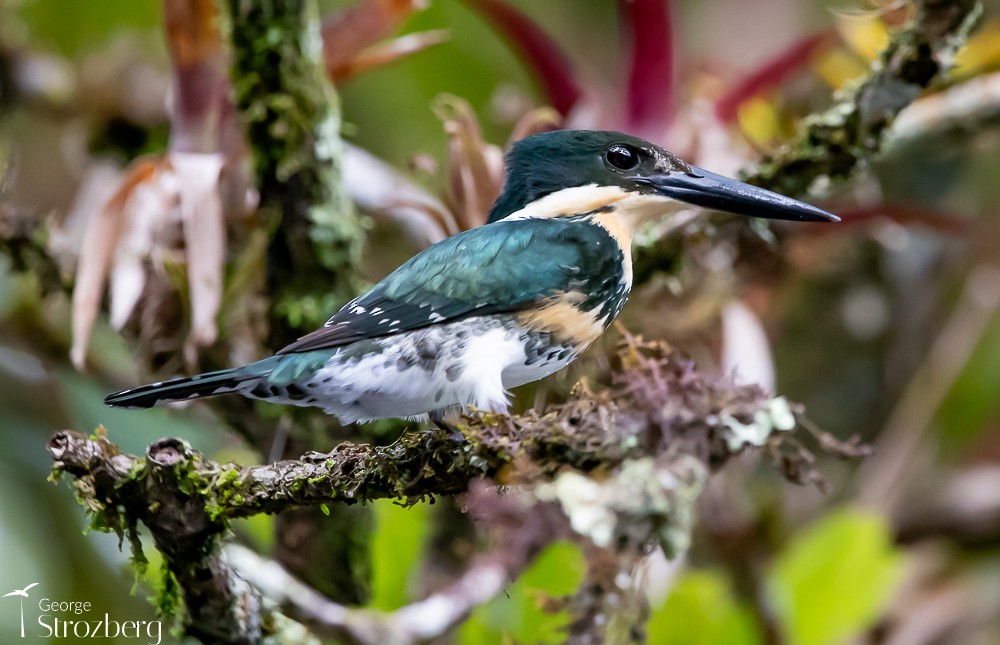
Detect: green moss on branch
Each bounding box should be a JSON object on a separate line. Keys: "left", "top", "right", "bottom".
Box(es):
{"left": 221, "top": 0, "right": 378, "bottom": 606}
{"left": 223, "top": 0, "right": 367, "bottom": 339}
{"left": 746, "top": 0, "right": 982, "bottom": 196}
{"left": 49, "top": 338, "right": 856, "bottom": 643}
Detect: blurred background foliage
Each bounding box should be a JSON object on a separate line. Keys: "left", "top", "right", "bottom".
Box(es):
{"left": 2, "top": 0, "right": 1000, "bottom": 643}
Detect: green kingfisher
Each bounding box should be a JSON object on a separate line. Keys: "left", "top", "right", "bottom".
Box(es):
{"left": 105, "top": 130, "right": 837, "bottom": 423}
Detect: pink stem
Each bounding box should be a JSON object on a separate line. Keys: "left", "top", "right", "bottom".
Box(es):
{"left": 464, "top": 0, "right": 582, "bottom": 116}
{"left": 715, "top": 31, "right": 836, "bottom": 124}
{"left": 618, "top": 0, "right": 675, "bottom": 137}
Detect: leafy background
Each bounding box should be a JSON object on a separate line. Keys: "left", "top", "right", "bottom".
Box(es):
{"left": 2, "top": 0, "right": 1000, "bottom": 642}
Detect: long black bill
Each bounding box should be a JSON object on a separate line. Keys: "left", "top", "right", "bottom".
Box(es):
{"left": 642, "top": 166, "right": 839, "bottom": 222}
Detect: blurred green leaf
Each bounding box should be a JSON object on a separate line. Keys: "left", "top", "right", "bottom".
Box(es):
{"left": 647, "top": 569, "right": 763, "bottom": 645}
{"left": 459, "top": 540, "right": 586, "bottom": 645}
{"left": 766, "top": 507, "right": 904, "bottom": 645}
{"left": 232, "top": 515, "right": 275, "bottom": 554}
{"left": 369, "top": 499, "right": 431, "bottom": 611}
{"left": 937, "top": 317, "right": 1000, "bottom": 453}
{"left": 56, "top": 367, "right": 222, "bottom": 457}
{"left": 15, "top": 0, "right": 161, "bottom": 56}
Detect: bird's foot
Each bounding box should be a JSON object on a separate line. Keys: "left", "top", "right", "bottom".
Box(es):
{"left": 429, "top": 411, "right": 465, "bottom": 442}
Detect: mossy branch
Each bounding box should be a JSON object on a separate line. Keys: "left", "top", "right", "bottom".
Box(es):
{"left": 48, "top": 337, "right": 862, "bottom": 644}
{"left": 633, "top": 0, "right": 982, "bottom": 289}
{"left": 746, "top": 0, "right": 982, "bottom": 195}
{"left": 50, "top": 338, "right": 835, "bottom": 521}
{"left": 49, "top": 432, "right": 266, "bottom": 643}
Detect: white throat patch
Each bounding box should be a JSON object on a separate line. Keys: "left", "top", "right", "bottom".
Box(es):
{"left": 500, "top": 183, "right": 684, "bottom": 231}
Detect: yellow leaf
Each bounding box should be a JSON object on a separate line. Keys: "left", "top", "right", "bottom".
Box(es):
{"left": 954, "top": 19, "right": 1000, "bottom": 77}
{"left": 836, "top": 15, "right": 889, "bottom": 62}
{"left": 737, "top": 96, "right": 781, "bottom": 146}
{"left": 814, "top": 49, "right": 870, "bottom": 89}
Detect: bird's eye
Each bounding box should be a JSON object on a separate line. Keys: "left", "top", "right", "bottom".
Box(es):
{"left": 605, "top": 144, "right": 640, "bottom": 171}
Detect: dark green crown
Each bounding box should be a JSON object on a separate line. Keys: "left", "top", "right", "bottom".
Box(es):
{"left": 486, "top": 130, "right": 688, "bottom": 223}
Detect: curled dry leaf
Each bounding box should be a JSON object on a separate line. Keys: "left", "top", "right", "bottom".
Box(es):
{"left": 172, "top": 152, "right": 226, "bottom": 361}
{"left": 322, "top": 0, "right": 431, "bottom": 80}
{"left": 71, "top": 158, "right": 159, "bottom": 369}
{"left": 50, "top": 162, "right": 123, "bottom": 275}
{"left": 434, "top": 95, "right": 505, "bottom": 230}
{"left": 69, "top": 0, "right": 245, "bottom": 370}
{"left": 70, "top": 153, "right": 229, "bottom": 369}
{"left": 349, "top": 100, "right": 561, "bottom": 248}
{"left": 164, "top": 0, "right": 231, "bottom": 153}
{"left": 332, "top": 30, "right": 449, "bottom": 82}
{"left": 108, "top": 164, "right": 178, "bottom": 330}
{"left": 507, "top": 105, "right": 562, "bottom": 145}
{"left": 343, "top": 143, "right": 454, "bottom": 244}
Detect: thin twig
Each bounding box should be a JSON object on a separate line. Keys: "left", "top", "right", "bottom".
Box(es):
{"left": 857, "top": 265, "right": 1000, "bottom": 516}
{"left": 226, "top": 486, "right": 561, "bottom": 644}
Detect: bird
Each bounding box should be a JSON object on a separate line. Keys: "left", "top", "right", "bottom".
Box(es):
{"left": 105, "top": 130, "right": 837, "bottom": 424}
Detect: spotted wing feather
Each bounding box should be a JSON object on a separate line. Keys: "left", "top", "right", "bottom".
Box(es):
{"left": 277, "top": 219, "right": 617, "bottom": 355}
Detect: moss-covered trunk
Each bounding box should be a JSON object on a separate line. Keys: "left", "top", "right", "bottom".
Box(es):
{"left": 223, "top": 0, "right": 372, "bottom": 603}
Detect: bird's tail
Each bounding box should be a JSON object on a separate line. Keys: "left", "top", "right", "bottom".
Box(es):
{"left": 104, "top": 359, "right": 277, "bottom": 409}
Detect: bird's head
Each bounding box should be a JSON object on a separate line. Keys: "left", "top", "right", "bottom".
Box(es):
{"left": 486, "top": 130, "right": 838, "bottom": 225}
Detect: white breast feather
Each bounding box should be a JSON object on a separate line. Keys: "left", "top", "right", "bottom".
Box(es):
{"left": 293, "top": 317, "right": 542, "bottom": 423}
{"left": 455, "top": 326, "right": 526, "bottom": 411}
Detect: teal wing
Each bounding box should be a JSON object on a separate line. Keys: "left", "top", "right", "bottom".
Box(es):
{"left": 277, "top": 219, "right": 615, "bottom": 354}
